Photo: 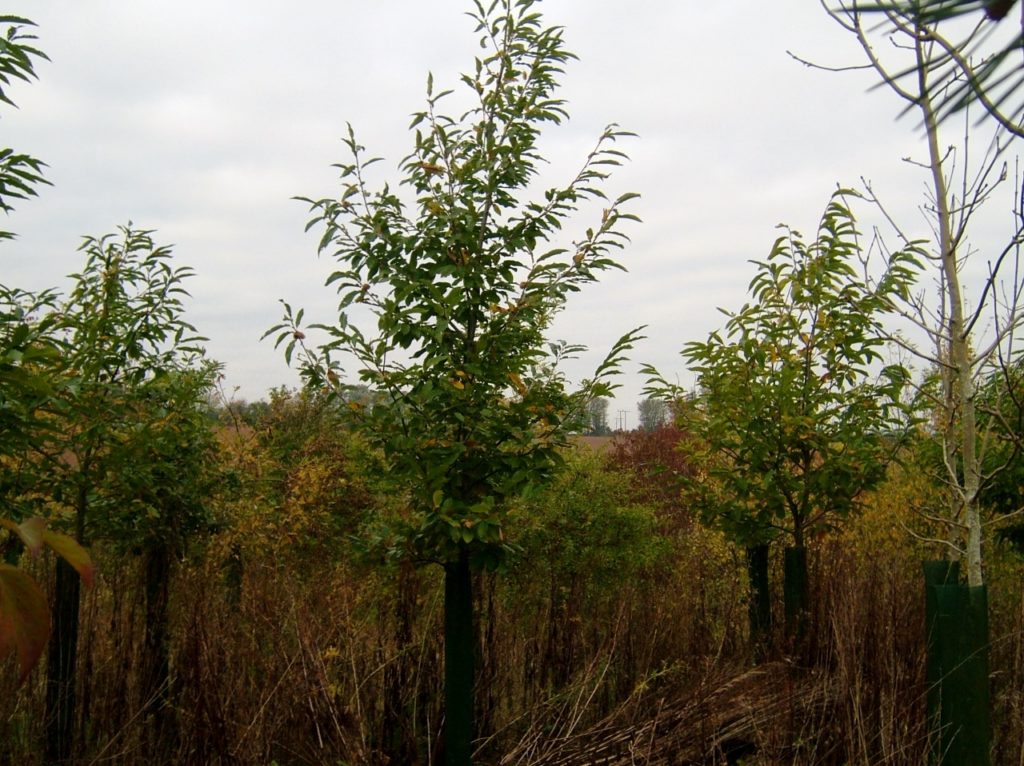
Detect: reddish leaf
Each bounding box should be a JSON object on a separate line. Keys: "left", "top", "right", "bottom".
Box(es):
{"left": 42, "top": 531, "right": 94, "bottom": 589}
{"left": 0, "top": 563, "right": 50, "bottom": 683}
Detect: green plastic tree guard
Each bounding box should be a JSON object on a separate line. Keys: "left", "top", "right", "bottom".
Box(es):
{"left": 783, "top": 546, "right": 809, "bottom": 643}
{"left": 925, "top": 561, "right": 991, "bottom": 765}
{"left": 747, "top": 544, "right": 772, "bottom": 659}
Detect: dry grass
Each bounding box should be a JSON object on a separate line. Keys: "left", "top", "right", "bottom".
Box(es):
{"left": 0, "top": 523, "right": 1021, "bottom": 764}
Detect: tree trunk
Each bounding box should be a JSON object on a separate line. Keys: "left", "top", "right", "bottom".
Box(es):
{"left": 913, "top": 26, "right": 991, "bottom": 760}
{"left": 45, "top": 479, "right": 88, "bottom": 766}
{"left": 915, "top": 27, "right": 984, "bottom": 587}
{"left": 746, "top": 544, "right": 772, "bottom": 659}
{"left": 382, "top": 559, "right": 418, "bottom": 764}
{"left": 45, "top": 556, "right": 81, "bottom": 765}
{"left": 443, "top": 547, "right": 474, "bottom": 766}
{"left": 141, "top": 543, "right": 176, "bottom": 758}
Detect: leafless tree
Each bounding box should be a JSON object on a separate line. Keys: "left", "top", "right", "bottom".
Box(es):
{"left": 815, "top": 1, "right": 1024, "bottom": 587}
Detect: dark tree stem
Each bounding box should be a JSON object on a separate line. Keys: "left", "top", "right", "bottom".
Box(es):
{"left": 45, "top": 557, "right": 81, "bottom": 765}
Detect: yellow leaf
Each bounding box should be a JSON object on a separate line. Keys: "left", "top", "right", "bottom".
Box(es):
{"left": 508, "top": 372, "right": 527, "bottom": 396}
{"left": 42, "top": 531, "right": 94, "bottom": 589}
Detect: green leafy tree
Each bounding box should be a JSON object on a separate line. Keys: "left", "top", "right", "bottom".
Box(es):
{"left": 647, "top": 193, "right": 916, "bottom": 639}
{"left": 0, "top": 287, "right": 60, "bottom": 476}
{"left": 507, "top": 448, "right": 668, "bottom": 689}
{"left": 0, "top": 15, "right": 48, "bottom": 242}
{"left": 268, "top": 1, "right": 640, "bottom": 761}
{"left": 585, "top": 396, "right": 610, "bottom": 435}
{"left": 0, "top": 14, "right": 55, "bottom": 464}
{"left": 0, "top": 12, "right": 92, "bottom": 707}
{"left": 36, "top": 227, "right": 207, "bottom": 763}
{"left": 637, "top": 396, "right": 668, "bottom": 432}
{"left": 0, "top": 17, "right": 204, "bottom": 757}
{"left": 102, "top": 365, "right": 221, "bottom": 754}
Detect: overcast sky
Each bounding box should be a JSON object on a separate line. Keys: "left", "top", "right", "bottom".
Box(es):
{"left": 3, "top": 1, "right": 1018, "bottom": 423}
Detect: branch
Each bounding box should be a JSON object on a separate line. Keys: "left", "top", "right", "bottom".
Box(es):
{"left": 919, "top": 22, "right": 1024, "bottom": 139}
{"left": 964, "top": 227, "right": 1024, "bottom": 338}
{"left": 900, "top": 519, "right": 967, "bottom": 552}
{"left": 914, "top": 504, "right": 969, "bottom": 529}
{"left": 786, "top": 50, "right": 873, "bottom": 74}
{"left": 983, "top": 505, "right": 1024, "bottom": 526}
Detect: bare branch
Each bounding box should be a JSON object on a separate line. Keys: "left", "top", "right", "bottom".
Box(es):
{"left": 983, "top": 506, "right": 1024, "bottom": 526}
{"left": 919, "top": 22, "right": 1024, "bottom": 139}
{"left": 786, "top": 50, "right": 873, "bottom": 73}
{"left": 900, "top": 519, "right": 967, "bottom": 552}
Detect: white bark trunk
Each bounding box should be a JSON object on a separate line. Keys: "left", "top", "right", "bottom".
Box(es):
{"left": 916, "top": 31, "right": 984, "bottom": 586}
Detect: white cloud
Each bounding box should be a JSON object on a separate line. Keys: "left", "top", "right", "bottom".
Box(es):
{"left": 2, "top": 1, "right": 1018, "bottom": 420}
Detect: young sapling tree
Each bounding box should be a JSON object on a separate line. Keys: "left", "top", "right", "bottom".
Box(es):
{"left": 268, "top": 2, "right": 641, "bottom": 762}
{"left": 646, "top": 194, "right": 916, "bottom": 644}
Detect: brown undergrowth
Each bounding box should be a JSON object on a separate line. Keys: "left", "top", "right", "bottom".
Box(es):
{"left": 1, "top": 464, "right": 1021, "bottom": 764}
